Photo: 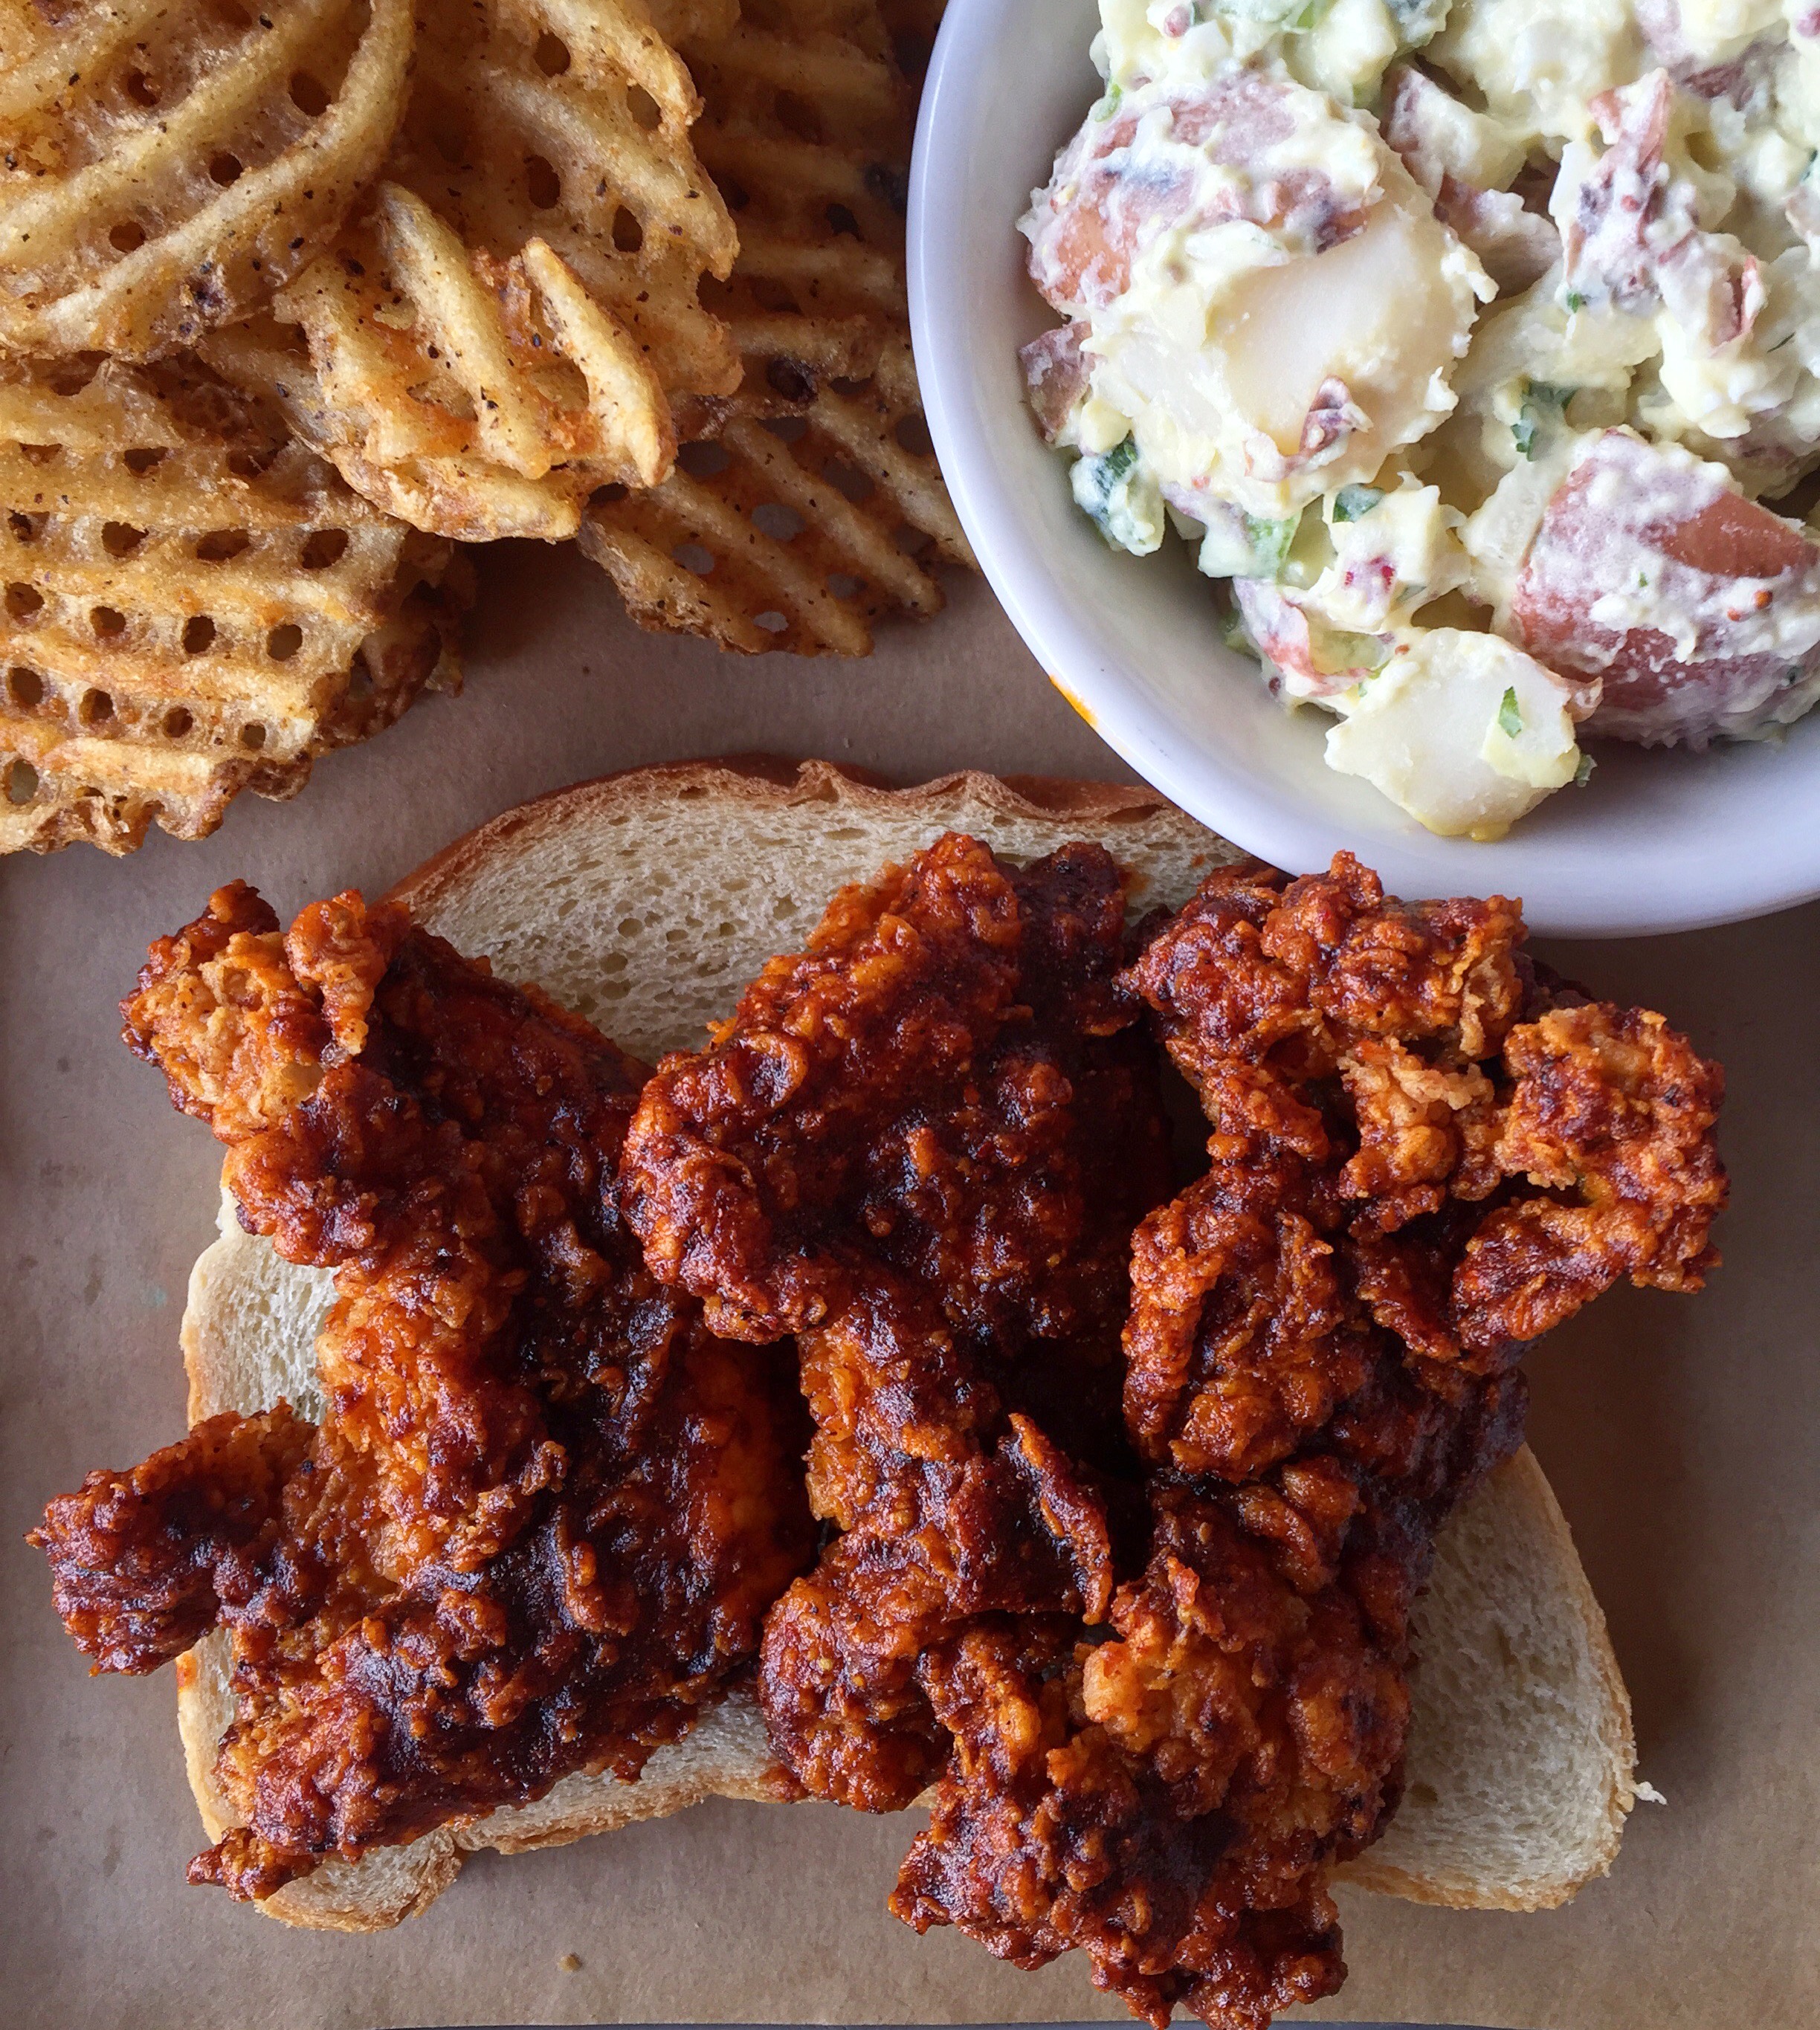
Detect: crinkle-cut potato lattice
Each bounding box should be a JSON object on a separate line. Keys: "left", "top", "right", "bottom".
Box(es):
{"left": 0, "top": 0, "right": 413, "bottom": 360}
{"left": 875, "top": 0, "right": 943, "bottom": 81}
{"left": 208, "top": 0, "right": 743, "bottom": 542}
{"left": 582, "top": 0, "right": 972, "bottom": 654}
{"left": 582, "top": 343, "right": 971, "bottom": 653}
{"left": 0, "top": 355, "right": 468, "bottom": 854}
{"left": 685, "top": 0, "right": 915, "bottom": 386}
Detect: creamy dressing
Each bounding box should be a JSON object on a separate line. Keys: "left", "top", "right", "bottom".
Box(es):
{"left": 1022, "top": 0, "right": 1820, "bottom": 833}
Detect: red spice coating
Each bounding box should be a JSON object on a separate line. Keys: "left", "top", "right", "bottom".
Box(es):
{"left": 33, "top": 882, "right": 812, "bottom": 1898}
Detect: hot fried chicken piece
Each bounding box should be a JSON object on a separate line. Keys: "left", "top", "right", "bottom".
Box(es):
{"left": 625, "top": 833, "right": 1165, "bottom": 1350}
{"left": 33, "top": 883, "right": 811, "bottom": 1899}
{"left": 39, "top": 1403, "right": 313, "bottom": 1675}
{"left": 1120, "top": 853, "right": 1727, "bottom": 1477}
{"left": 892, "top": 854, "right": 1720, "bottom": 2030}
{"left": 893, "top": 1511, "right": 1389, "bottom": 2030}
{"left": 622, "top": 833, "right": 1173, "bottom": 1811}
{"left": 892, "top": 1361, "right": 1529, "bottom": 2030}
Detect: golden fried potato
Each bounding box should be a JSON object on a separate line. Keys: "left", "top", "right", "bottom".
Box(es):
{"left": 581, "top": 0, "right": 972, "bottom": 654}
{"left": 211, "top": 0, "right": 740, "bottom": 542}
{"left": 582, "top": 336, "right": 969, "bottom": 652}
{"left": 0, "top": 0, "right": 413, "bottom": 359}
{"left": 877, "top": 0, "right": 946, "bottom": 80}
{"left": 0, "top": 354, "right": 468, "bottom": 854}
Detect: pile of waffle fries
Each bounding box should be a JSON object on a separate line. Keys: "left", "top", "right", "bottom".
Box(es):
{"left": 0, "top": 0, "right": 966, "bottom": 852}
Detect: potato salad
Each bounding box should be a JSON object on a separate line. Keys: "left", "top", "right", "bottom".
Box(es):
{"left": 1021, "top": 0, "right": 1820, "bottom": 836}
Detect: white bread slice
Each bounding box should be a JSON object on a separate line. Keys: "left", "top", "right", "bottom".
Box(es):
{"left": 173, "top": 758, "right": 1636, "bottom": 1930}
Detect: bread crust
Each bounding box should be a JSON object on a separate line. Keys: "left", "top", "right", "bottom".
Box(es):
{"left": 172, "top": 757, "right": 1636, "bottom": 1931}
{"left": 386, "top": 754, "right": 1199, "bottom": 916}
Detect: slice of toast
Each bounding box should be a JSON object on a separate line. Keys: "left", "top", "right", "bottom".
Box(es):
{"left": 174, "top": 758, "right": 1637, "bottom": 1930}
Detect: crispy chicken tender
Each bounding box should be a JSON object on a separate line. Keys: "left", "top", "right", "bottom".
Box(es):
{"left": 38, "top": 1403, "right": 314, "bottom": 1676}
{"left": 890, "top": 856, "right": 1721, "bottom": 2030}
{"left": 623, "top": 833, "right": 1164, "bottom": 1348}
{"left": 622, "top": 833, "right": 1174, "bottom": 1812}
{"left": 893, "top": 1515, "right": 1390, "bottom": 2029}
{"left": 33, "top": 884, "right": 811, "bottom": 1900}
{"left": 892, "top": 1356, "right": 1529, "bottom": 2030}
{"left": 1120, "top": 853, "right": 1727, "bottom": 1478}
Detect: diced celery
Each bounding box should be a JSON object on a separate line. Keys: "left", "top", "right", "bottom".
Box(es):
{"left": 1332, "top": 485, "right": 1383, "bottom": 523}
{"left": 1196, "top": 507, "right": 1302, "bottom": 581}
{"left": 1245, "top": 511, "right": 1300, "bottom": 578}
{"left": 1314, "top": 630, "right": 1392, "bottom": 677}
{"left": 1071, "top": 439, "right": 1164, "bottom": 555}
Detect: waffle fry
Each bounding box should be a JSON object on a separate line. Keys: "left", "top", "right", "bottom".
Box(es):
{"left": 580, "top": 0, "right": 972, "bottom": 654}
{"left": 0, "top": 355, "right": 467, "bottom": 855}
{"left": 212, "top": 0, "right": 742, "bottom": 542}
{"left": 581, "top": 336, "right": 969, "bottom": 652}
{"left": 0, "top": 0, "right": 413, "bottom": 361}
{"left": 684, "top": 0, "right": 913, "bottom": 379}
{"left": 877, "top": 0, "right": 945, "bottom": 81}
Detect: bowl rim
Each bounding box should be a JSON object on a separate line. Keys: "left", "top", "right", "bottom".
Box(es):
{"left": 906, "top": 0, "right": 1820, "bottom": 939}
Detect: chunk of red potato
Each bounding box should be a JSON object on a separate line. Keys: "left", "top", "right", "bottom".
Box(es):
{"left": 1325, "top": 630, "right": 1590, "bottom": 838}
{"left": 1383, "top": 66, "right": 1558, "bottom": 297}
{"left": 1233, "top": 580, "right": 1390, "bottom": 702}
{"left": 1638, "top": 0, "right": 1784, "bottom": 85}
{"left": 1024, "top": 62, "right": 1484, "bottom": 516}
{"left": 1510, "top": 429, "right": 1820, "bottom": 745}
{"left": 1019, "top": 322, "right": 1091, "bottom": 445}
{"left": 1554, "top": 68, "right": 1761, "bottom": 349}
{"left": 1022, "top": 68, "right": 1369, "bottom": 317}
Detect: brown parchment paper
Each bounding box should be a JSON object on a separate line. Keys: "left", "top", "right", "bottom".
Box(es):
{"left": 2, "top": 546, "right": 1815, "bottom": 2030}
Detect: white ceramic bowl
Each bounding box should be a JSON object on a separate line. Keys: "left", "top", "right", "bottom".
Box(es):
{"left": 906, "top": 0, "right": 1820, "bottom": 937}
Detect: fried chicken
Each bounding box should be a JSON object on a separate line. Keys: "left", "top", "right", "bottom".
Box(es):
{"left": 622, "top": 833, "right": 1175, "bottom": 1811}
{"left": 890, "top": 853, "right": 1723, "bottom": 2030}
{"left": 626, "top": 840, "right": 1724, "bottom": 2030}
{"left": 32, "top": 838, "right": 1726, "bottom": 2018}
{"left": 1120, "top": 853, "right": 1728, "bottom": 1475}
{"left": 32, "top": 882, "right": 812, "bottom": 1899}
{"left": 623, "top": 833, "right": 1168, "bottom": 1354}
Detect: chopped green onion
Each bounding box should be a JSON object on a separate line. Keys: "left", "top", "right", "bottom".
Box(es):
{"left": 1574, "top": 751, "right": 1596, "bottom": 787}
{"left": 1513, "top": 379, "right": 1574, "bottom": 459}
{"left": 1094, "top": 83, "right": 1123, "bottom": 120}
{"left": 1243, "top": 511, "right": 1300, "bottom": 578}
{"left": 1564, "top": 290, "right": 1586, "bottom": 313}
{"left": 1332, "top": 485, "right": 1384, "bottom": 523}
{"left": 1497, "top": 687, "right": 1523, "bottom": 738}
